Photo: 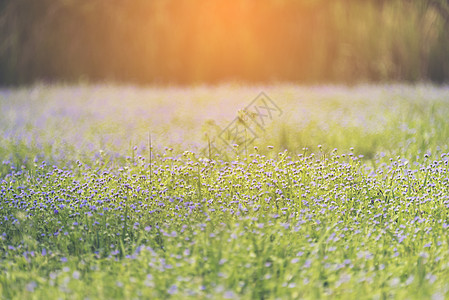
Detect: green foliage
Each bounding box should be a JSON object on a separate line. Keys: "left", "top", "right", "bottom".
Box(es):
{"left": 1, "top": 85, "right": 449, "bottom": 298}
{"left": 1, "top": 0, "right": 449, "bottom": 85}
{"left": 2, "top": 139, "right": 449, "bottom": 298}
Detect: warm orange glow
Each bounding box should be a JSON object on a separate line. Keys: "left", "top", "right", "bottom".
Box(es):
{"left": 2, "top": 0, "right": 449, "bottom": 84}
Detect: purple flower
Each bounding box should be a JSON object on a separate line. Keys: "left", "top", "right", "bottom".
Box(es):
{"left": 26, "top": 281, "right": 37, "bottom": 292}
{"left": 167, "top": 284, "right": 178, "bottom": 295}
{"left": 303, "top": 259, "right": 312, "bottom": 268}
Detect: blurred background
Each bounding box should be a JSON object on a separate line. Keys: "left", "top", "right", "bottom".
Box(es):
{"left": 0, "top": 0, "right": 449, "bottom": 86}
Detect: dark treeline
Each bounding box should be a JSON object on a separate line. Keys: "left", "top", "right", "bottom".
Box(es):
{"left": 1, "top": 0, "right": 449, "bottom": 85}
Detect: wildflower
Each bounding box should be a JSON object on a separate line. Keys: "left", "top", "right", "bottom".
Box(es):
{"left": 26, "top": 281, "right": 37, "bottom": 292}
{"left": 73, "top": 271, "right": 81, "bottom": 280}
{"left": 167, "top": 284, "right": 178, "bottom": 295}
{"left": 224, "top": 291, "right": 235, "bottom": 299}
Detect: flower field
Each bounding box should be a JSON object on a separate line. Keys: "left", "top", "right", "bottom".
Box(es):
{"left": 1, "top": 84, "right": 449, "bottom": 299}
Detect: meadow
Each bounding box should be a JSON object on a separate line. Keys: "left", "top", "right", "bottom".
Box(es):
{"left": 1, "top": 84, "right": 449, "bottom": 299}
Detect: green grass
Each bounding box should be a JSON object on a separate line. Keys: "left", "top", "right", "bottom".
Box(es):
{"left": 1, "top": 84, "right": 449, "bottom": 299}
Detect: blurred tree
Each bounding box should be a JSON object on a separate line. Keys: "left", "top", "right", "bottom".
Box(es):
{"left": 428, "top": 0, "right": 449, "bottom": 21}
{"left": 0, "top": 0, "right": 448, "bottom": 85}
